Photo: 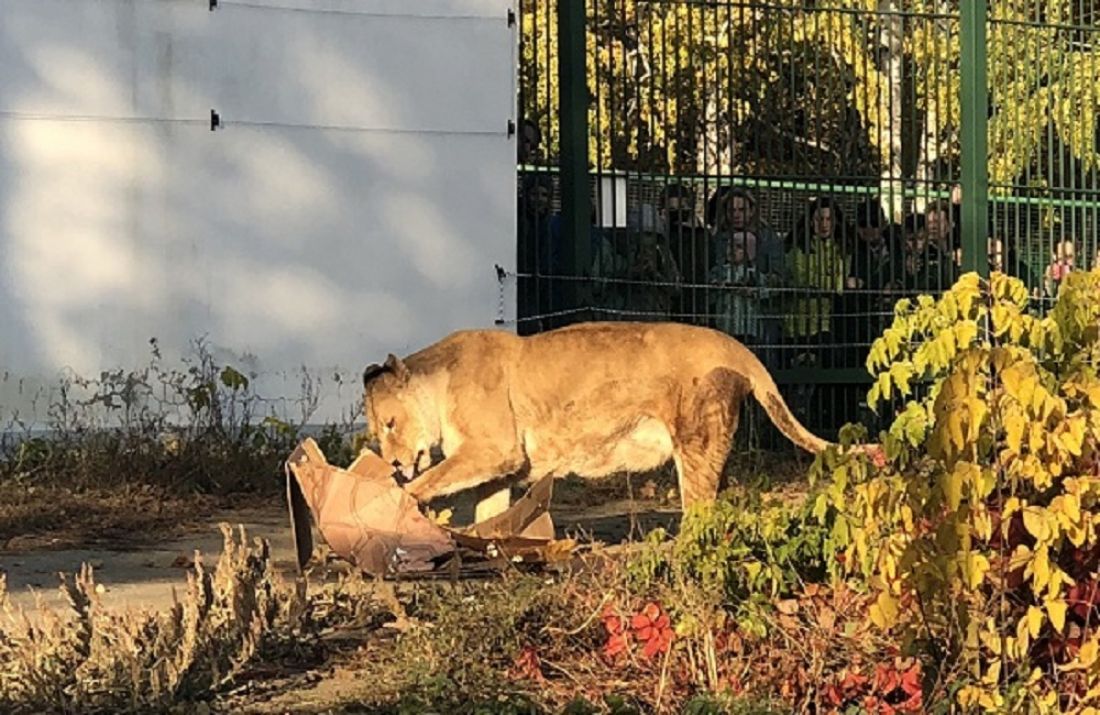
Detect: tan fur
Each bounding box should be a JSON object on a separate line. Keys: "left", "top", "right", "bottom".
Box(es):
{"left": 363, "top": 321, "right": 852, "bottom": 513}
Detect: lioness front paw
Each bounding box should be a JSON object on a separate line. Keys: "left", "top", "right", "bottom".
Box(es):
{"left": 403, "top": 478, "right": 436, "bottom": 504}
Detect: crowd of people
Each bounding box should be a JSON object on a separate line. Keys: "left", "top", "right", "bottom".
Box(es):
{"left": 518, "top": 176, "right": 1091, "bottom": 379}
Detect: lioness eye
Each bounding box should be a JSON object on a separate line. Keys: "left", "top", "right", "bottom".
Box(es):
{"left": 386, "top": 418, "right": 396, "bottom": 430}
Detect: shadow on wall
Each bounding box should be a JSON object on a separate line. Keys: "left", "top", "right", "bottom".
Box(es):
{"left": 0, "top": 0, "right": 515, "bottom": 425}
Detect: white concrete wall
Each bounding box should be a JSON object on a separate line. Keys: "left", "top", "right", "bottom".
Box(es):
{"left": 0, "top": 0, "right": 517, "bottom": 426}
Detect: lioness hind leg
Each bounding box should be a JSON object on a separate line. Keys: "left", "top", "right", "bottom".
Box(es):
{"left": 474, "top": 484, "right": 512, "bottom": 522}
{"left": 673, "top": 369, "right": 748, "bottom": 510}
{"left": 674, "top": 437, "right": 734, "bottom": 509}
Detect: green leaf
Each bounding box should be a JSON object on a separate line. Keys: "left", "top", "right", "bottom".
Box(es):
{"left": 220, "top": 365, "right": 249, "bottom": 391}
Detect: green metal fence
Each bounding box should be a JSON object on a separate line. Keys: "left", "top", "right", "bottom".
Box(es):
{"left": 511, "top": 0, "right": 1100, "bottom": 446}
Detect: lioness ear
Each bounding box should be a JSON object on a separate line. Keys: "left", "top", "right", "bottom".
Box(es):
{"left": 362, "top": 363, "right": 386, "bottom": 388}
{"left": 384, "top": 353, "right": 410, "bottom": 383}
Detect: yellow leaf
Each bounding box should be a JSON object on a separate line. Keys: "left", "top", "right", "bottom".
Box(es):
{"left": 973, "top": 508, "right": 993, "bottom": 541}
{"left": 1047, "top": 567, "right": 1072, "bottom": 602}
{"left": 942, "top": 469, "right": 964, "bottom": 511}
{"left": 1023, "top": 507, "right": 1049, "bottom": 542}
{"left": 948, "top": 413, "right": 966, "bottom": 452}
{"left": 1029, "top": 424, "right": 1046, "bottom": 455}
{"left": 955, "top": 320, "right": 978, "bottom": 347}
{"left": 1032, "top": 387, "right": 1048, "bottom": 416}
{"left": 428, "top": 507, "right": 453, "bottom": 526}
{"left": 867, "top": 380, "right": 881, "bottom": 408}
{"left": 967, "top": 398, "right": 987, "bottom": 443}
{"left": 963, "top": 551, "right": 990, "bottom": 590}
{"left": 1046, "top": 598, "right": 1067, "bottom": 632}
{"left": 982, "top": 658, "right": 1002, "bottom": 686}
{"left": 991, "top": 304, "right": 1012, "bottom": 336}
{"left": 1016, "top": 616, "right": 1031, "bottom": 656}
{"left": 1063, "top": 417, "right": 1087, "bottom": 456}
{"left": 889, "top": 362, "right": 914, "bottom": 397}
{"left": 869, "top": 591, "right": 899, "bottom": 630}
{"left": 1026, "top": 606, "right": 1044, "bottom": 638}
{"left": 1031, "top": 546, "right": 1051, "bottom": 594}
{"left": 1015, "top": 373, "right": 1037, "bottom": 408}
{"left": 1004, "top": 411, "right": 1026, "bottom": 454}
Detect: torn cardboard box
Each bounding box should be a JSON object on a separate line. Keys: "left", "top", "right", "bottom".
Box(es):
{"left": 285, "top": 438, "right": 573, "bottom": 576}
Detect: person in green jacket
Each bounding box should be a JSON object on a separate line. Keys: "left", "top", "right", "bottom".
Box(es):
{"left": 783, "top": 197, "right": 854, "bottom": 369}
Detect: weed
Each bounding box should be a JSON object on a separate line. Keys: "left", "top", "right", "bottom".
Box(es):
{"left": 0, "top": 524, "right": 306, "bottom": 714}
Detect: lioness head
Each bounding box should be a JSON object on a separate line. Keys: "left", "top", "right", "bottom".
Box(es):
{"left": 362, "top": 354, "right": 435, "bottom": 481}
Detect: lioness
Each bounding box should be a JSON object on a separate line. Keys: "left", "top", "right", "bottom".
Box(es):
{"left": 362, "top": 321, "right": 855, "bottom": 521}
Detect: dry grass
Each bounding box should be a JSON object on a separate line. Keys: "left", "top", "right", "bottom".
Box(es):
{"left": 0, "top": 524, "right": 308, "bottom": 714}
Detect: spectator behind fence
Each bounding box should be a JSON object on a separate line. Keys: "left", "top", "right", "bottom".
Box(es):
{"left": 853, "top": 198, "right": 892, "bottom": 288}
{"left": 988, "top": 235, "right": 1039, "bottom": 298}
{"left": 1043, "top": 239, "right": 1076, "bottom": 299}
{"left": 517, "top": 173, "right": 558, "bottom": 335}
{"left": 705, "top": 185, "right": 733, "bottom": 235}
{"left": 925, "top": 199, "right": 960, "bottom": 278}
{"left": 588, "top": 212, "right": 631, "bottom": 315}
{"left": 534, "top": 191, "right": 603, "bottom": 330}
{"left": 626, "top": 203, "right": 682, "bottom": 318}
{"left": 884, "top": 214, "right": 954, "bottom": 296}
{"left": 661, "top": 183, "right": 710, "bottom": 324}
{"left": 708, "top": 230, "right": 767, "bottom": 346}
{"left": 717, "top": 189, "right": 786, "bottom": 369}
{"left": 518, "top": 117, "right": 543, "bottom": 165}
{"left": 784, "top": 196, "right": 854, "bottom": 370}
{"left": 846, "top": 197, "right": 894, "bottom": 366}
{"left": 875, "top": 221, "right": 907, "bottom": 306}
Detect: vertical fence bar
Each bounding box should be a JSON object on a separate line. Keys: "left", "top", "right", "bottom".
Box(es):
{"left": 960, "top": 0, "right": 989, "bottom": 277}
{"left": 558, "top": 0, "right": 589, "bottom": 321}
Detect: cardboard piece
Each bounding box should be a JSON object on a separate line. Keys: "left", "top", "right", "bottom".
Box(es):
{"left": 285, "top": 438, "right": 568, "bottom": 576}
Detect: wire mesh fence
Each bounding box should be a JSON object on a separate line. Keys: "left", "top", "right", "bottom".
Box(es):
{"left": 513, "top": 0, "right": 1100, "bottom": 448}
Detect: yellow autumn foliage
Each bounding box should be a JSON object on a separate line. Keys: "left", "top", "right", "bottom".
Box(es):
{"left": 521, "top": 1, "right": 1100, "bottom": 190}
{"left": 814, "top": 266, "right": 1100, "bottom": 712}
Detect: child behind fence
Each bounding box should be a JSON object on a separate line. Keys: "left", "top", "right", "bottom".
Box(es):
{"left": 707, "top": 230, "right": 766, "bottom": 345}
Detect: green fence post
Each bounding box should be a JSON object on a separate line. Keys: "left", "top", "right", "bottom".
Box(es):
{"left": 558, "top": 0, "right": 590, "bottom": 322}
{"left": 960, "top": 0, "right": 989, "bottom": 278}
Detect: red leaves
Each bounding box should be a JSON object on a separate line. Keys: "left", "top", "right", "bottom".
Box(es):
{"left": 824, "top": 670, "right": 868, "bottom": 706}
{"left": 632, "top": 601, "right": 674, "bottom": 658}
{"left": 867, "top": 445, "right": 888, "bottom": 469}
{"left": 824, "top": 660, "right": 922, "bottom": 714}
{"left": 508, "top": 645, "right": 545, "bottom": 683}
{"left": 601, "top": 600, "right": 675, "bottom": 661}
{"left": 601, "top": 607, "right": 631, "bottom": 658}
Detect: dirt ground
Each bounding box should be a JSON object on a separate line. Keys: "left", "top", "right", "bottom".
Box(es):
{"left": 0, "top": 452, "right": 810, "bottom": 618}
{"left": 0, "top": 475, "right": 683, "bottom": 617}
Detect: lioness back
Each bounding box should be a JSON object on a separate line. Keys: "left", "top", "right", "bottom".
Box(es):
{"left": 470, "top": 322, "right": 757, "bottom": 479}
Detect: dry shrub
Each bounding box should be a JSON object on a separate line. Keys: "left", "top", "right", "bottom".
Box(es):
{"left": 0, "top": 338, "right": 362, "bottom": 498}
{"left": 0, "top": 524, "right": 307, "bottom": 714}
